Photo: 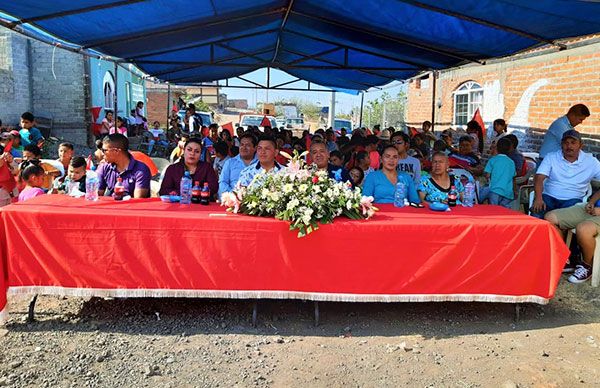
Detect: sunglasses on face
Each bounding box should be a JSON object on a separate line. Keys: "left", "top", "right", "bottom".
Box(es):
{"left": 101, "top": 148, "right": 121, "bottom": 153}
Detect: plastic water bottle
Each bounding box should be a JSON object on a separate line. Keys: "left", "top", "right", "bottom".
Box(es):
{"left": 180, "top": 171, "right": 192, "bottom": 205}
{"left": 463, "top": 182, "right": 475, "bottom": 207}
{"left": 394, "top": 181, "right": 406, "bottom": 208}
{"left": 85, "top": 167, "right": 99, "bottom": 201}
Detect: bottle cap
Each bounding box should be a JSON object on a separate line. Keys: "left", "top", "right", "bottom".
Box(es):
{"left": 194, "top": 181, "right": 199, "bottom": 186}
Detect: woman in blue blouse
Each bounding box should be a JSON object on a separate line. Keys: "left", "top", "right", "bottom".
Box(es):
{"left": 362, "top": 145, "right": 420, "bottom": 204}
{"left": 418, "top": 152, "right": 465, "bottom": 204}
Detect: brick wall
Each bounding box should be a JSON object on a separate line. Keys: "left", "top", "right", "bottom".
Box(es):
{"left": 406, "top": 39, "right": 600, "bottom": 155}
{"left": 0, "top": 29, "right": 89, "bottom": 147}
{"left": 30, "top": 40, "right": 87, "bottom": 145}
{"left": 146, "top": 89, "right": 183, "bottom": 127}
{"left": 406, "top": 74, "right": 433, "bottom": 127}
{"left": 0, "top": 30, "right": 32, "bottom": 126}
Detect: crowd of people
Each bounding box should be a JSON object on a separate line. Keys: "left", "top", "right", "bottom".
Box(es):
{"left": 0, "top": 102, "right": 598, "bottom": 283}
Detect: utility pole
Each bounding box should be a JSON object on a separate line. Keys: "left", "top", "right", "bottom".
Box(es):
{"left": 328, "top": 91, "right": 336, "bottom": 128}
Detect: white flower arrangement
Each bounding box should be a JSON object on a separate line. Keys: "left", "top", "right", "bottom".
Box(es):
{"left": 220, "top": 150, "right": 378, "bottom": 237}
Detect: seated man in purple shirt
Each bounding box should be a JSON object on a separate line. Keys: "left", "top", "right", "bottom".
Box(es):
{"left": 97, "top": 133, "right": 151, "bottom": 198}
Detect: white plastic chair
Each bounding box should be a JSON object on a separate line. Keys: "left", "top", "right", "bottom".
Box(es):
{"left": 448, "top": 168, "right": 480, "bottom": 200}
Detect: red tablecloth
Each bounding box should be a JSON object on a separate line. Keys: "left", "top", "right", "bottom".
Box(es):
{"left": 0, "top": 196, "right": 569, "bottom": 322}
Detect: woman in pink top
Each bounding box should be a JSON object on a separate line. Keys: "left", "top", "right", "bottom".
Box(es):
{"left": 18, "top": 162, "right": 45, "bottom": 202}
{"left": 109, "top": 116, "right": 128, "bottom": 137}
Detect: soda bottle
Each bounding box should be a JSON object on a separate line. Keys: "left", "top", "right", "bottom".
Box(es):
{"left": 113, "top": 177, "right": 125, "bottom": 201}
{"left": 200, "top": 182, "right": 210, "bottom": 205}
{"left": 191, "top": 181, "right": 201, "bottom": 204}
{"left": 394, "top": 181, "right": 406, "bottom": 208}
{"left": 180, "top": 171, "right": 192, "bottom": 205}
{"left": 448, "top": 185, "right": 458, "bottom": 207}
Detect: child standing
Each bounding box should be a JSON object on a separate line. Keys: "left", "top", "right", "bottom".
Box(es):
{"left": 19, "top": 112, "right": 44, "bottom": 148}
{"left": 18, "top": 162, "right": 45, "bottom": 202}
{"left": 483, "top": 137, "right": 516, "bottom": 208}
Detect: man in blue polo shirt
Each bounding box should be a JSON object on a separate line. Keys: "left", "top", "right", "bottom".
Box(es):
{"left": 97, "top": 134, "right": 151, "bottom": 198}
{"left": 237, "top": 135, "right": 283, "bottom": 188}
{"left": 218, "top": 133, "right": 257, "bottom": 197}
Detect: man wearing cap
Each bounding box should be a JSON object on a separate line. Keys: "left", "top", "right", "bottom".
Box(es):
{"left": 539, "top": 104, "right": 590, "bottom": 160}
{"left": 532, "top": 129, "right": 600, "bottom": 220}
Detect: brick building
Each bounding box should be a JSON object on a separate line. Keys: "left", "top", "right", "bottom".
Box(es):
{"left": 0, "top": 28, "right": 146, "bottom": 149}
{"left": 144, "top": 82, "right": 185, "bottom": 126}
{"left": 0, "top": 29, "right": 86, "bottom": 146}
{"left": 406, "top": 36, "right": 600, "bottom": 155}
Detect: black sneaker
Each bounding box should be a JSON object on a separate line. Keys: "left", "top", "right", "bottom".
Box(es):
{"left": 562, "top": 260, "right": 577, "bottom": 274}
{"left": 568, "top": 264, "right": 592, "bottom": 284}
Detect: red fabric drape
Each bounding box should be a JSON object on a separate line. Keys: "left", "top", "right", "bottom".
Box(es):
{"left": 0, "top": 196, "right": 569, "bottom": 321}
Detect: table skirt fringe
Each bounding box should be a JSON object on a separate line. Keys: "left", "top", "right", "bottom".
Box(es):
{"left": 6, "top": 286, "right": 549, "bottom": 304}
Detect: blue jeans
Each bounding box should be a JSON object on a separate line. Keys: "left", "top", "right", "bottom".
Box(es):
{"left": 530, "top": 193, "right": 582, "bottom": 219}
{"left": 489, "top": 192, "right": 513, "bottom": 208}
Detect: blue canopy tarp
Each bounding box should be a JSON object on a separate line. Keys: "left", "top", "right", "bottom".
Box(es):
{"left": 2, "top": 0, "right": 600, "bottom": 90}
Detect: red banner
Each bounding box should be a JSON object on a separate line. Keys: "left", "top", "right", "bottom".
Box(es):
{"left": 0, "top": 197, "right": 569, "bottom": 322}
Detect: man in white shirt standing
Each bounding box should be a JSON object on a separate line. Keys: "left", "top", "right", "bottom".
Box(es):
{"left": 539, "top": 104, "right": 590, "bottom": 160}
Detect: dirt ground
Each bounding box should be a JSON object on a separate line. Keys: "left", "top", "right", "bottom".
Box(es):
{"left": 0, "top": 277, "right": 599, "bottom": 388}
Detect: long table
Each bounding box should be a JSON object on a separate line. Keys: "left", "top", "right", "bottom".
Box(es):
{"left": 0, "top": 196, "right": 569, "bottom": 322}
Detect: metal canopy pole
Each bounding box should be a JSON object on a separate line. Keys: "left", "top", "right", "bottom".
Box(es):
{"left": 431, "top": 71, "right": 437, "bottom": 132}
{"left": 113, "top": 62, "right": 118, "bottom": 130}
{"left": 166, "top": 82, "right": 171, "bottom": 132}
{"left": 359, "top": 91, "right": 365, "bottom": 127}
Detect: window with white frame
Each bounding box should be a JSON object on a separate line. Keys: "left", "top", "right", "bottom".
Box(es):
{"left": 102, "top": 71, "right": 115, "bottom": 110}
{"left": 453, "top": 81, "right": 483, "bottom": 126}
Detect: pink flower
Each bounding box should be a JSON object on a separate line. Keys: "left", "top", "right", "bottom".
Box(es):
{"left": 220, "top": 192, "right": 240, "bottom": 213}
{"left": 312, "top": 176, "right": 319, "bottom": 184}
{"left": 360, "top": 196, "right": 377, "bottom": 218}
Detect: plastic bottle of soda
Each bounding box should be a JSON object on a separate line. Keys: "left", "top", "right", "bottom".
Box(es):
{"left": 113, "top": 177, "right": 125, "bottom": 201}
{"left": 200, "top": 182, "right": 210, "bottom": 205}
{"left": 448, "top": 185, "right": 458, "bottom": 207}
{"left": 191, "top": 181, "right": 201, "bottom": 204}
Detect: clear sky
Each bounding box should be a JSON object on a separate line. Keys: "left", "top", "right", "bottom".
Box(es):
{"left": 220, "top": 68, "right": 405, "bottom": 115}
